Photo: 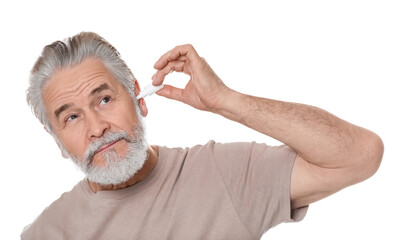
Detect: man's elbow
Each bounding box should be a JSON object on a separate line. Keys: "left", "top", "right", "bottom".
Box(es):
{"left": 355, "top": 132, "right": 384, "bottom": 182}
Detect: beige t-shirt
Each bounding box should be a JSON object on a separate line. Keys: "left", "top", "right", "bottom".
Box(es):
{"left": 21, "top": 141, "right": 307, "bottom": 240}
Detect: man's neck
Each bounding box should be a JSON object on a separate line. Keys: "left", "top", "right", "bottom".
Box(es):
{"left": 88, "top": 145, "right": 159, "bottom": 193}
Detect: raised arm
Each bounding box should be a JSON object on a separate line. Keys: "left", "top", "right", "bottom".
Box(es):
{"left": 152, "top": 44, "right": 384, "bottom": 209}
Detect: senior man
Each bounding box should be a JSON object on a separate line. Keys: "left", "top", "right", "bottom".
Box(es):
{"left": 22, "top": 32, "right": 383, "bottom": 239}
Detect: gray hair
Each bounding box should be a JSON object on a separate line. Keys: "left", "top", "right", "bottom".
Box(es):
{"left": 27, "top": 32, "right": 135, "bottom": 132}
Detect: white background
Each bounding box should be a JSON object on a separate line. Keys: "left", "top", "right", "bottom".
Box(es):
{"left": 1, "top": 0, "right": 414, "bottom": 239}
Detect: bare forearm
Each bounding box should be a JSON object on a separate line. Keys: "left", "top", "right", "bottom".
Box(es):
{"left": 216, "top": 89, "right": 382, "bottom": 169}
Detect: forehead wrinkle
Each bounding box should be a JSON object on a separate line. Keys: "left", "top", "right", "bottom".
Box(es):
{"left": 71, "top": 70, "right": 108, "bottom": 98}
{"left": 46, "top": 70, "right": 108, "bottom": 107}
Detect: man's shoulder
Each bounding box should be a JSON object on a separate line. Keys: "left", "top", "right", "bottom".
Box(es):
{"left": 161, "top": 140, "right": 285, "bottom": 163}
{"left": 21, "top": 180, "right": 85, "bottom": 239}
{"left": 158, "top": 140, "right": 215, "bottom": 161}
{"left": 161, "top": 140, "right": 253, "bottom": 155}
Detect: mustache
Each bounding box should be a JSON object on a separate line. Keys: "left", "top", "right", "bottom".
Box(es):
{"left": 82, "top": 131, "right": 133, "bottom": 167}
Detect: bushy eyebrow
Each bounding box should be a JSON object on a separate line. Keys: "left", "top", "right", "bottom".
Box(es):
{"left": 89, "top": 83, "right": 110, "bottom": 97}
{"left": 54, "top": 103, "right": 74, "bottom": 120}
{"left": 54, "top": 83, "right": 111, "bottom": 121}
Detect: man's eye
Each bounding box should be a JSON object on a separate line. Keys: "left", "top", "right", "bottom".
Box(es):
{"left": 65, "top": 115, "right": 78, "bottom": 122}
{"left": 99, "top": 96, "right": 111, "bottom": 105}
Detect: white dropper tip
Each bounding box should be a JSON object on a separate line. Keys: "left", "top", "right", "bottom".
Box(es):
{"left": 136, "top": 84, "right": 164, "bottom": 99}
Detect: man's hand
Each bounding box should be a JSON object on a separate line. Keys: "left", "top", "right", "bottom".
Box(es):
{"left": 152, "top": 44, "right": 231, "bottom": 113}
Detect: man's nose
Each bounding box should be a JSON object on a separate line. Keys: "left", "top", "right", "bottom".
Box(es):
{"left": 86, "top": 112, "right": 110, "bottom": 139}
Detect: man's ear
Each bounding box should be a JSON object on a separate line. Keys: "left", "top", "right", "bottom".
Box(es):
{"left": 134, "top": 79, "right": 148, "bottom": 117}
{"left": 44, "top": 126, "right": 68, "bottom": 159}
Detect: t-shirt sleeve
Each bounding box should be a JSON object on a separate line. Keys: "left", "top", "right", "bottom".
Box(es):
{"left": 210, "top": 141, "right": 308, "bottom": 238}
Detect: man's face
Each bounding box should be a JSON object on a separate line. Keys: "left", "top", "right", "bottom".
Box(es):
{"left": 42, "top": 58, "right": 147, "bottom": 184}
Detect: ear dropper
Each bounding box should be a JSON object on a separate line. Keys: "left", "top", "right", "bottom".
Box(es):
{"left": 136, "top": 84, "right": 164, "bottom": 99}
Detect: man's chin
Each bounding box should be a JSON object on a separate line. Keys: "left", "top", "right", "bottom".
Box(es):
{"left": 89, "top": 157, "right": 107, "bottom": 168}
{"left": 81, "top": 151, "right": 147, "bottom": 186}
{"left": 90, "top": 153, "right": 121, "bottom": 167}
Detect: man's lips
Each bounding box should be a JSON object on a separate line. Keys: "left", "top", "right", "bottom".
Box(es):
{"left": 96, "top": 139, "right": 121, "bottom": 154}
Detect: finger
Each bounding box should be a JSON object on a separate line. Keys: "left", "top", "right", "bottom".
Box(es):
{"left": 153, "top": 50, "right": 172, "bottom": 70}
{"left": 156, "top": 84, "right": 184, "bottom": 102}
{"left": 152, "top": 60, "right": 186, "bottom": 86}
{"left": 154, "top": 46, "right": 190, "bottom": 69}
{"left": 154, "top": 44, "right": 199, "bottom": 70}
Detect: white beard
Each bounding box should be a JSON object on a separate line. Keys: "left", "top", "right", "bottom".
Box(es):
{"left": 57, "top": 106, "right": 148, "bottom": 185}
